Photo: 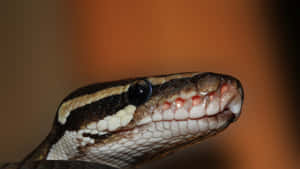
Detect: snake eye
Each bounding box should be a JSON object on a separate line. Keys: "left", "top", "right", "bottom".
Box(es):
{"left": 128, "top": 80, "right": 152, "bottom": 106}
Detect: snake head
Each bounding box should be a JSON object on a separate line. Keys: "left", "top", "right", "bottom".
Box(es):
{"left": 41, "top": 72, "right": 243, "bottom": 169}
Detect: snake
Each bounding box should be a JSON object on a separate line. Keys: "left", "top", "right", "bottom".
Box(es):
{"left": 0, "top": 72, "right": 244, "bottom": 169}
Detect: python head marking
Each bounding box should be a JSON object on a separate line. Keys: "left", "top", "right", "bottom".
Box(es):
{"left": 44, "top": 72, "right": 243, "bottom": 169}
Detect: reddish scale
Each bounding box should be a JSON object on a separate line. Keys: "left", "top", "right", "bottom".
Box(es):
{"left": 220, "top": 83, "right": 228, "bottom": 95}
{"left": 162, "top": 102, "right": 171, "bottom": 110}
{"left": 192, "top": 95, "right": 201, "bottom": 106}
{"left": 175, "top": 98, "right": 185, "bottom": 108}
{"left": 208, "top": 91, "right": 216, "bottom": 101}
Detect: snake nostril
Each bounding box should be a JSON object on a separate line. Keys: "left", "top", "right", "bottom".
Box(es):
{"left": 196, "top": 76, "right": 221, "bottom": 95}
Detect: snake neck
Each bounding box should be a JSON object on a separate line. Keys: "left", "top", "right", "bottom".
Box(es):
{"left": 21, "top": 123, "right": 61, "bottom": 163}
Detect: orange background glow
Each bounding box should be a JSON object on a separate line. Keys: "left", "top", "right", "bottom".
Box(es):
{"left": 0, "top": 1, "right": 298, "bottom": 169}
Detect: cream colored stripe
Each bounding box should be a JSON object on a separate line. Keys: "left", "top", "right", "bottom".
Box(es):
{"left": 58, "top": 72, "right": 200, "bottom": 125}
{"left": 147, "top": 72, "right": 199, "bottom": 85}
{"left": 58, "top": 85, "right": 130, "bottom": 124}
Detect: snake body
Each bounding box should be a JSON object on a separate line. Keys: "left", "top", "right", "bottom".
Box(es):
{"left": 1, "top": 72, "right": 244, "bottom": 169}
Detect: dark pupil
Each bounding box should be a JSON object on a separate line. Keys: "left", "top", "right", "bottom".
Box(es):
{"left": 128, "top": 80, "right": 152, "bottom": 106}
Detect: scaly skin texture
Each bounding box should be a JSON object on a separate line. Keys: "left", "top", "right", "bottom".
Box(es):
{"left": 1, "top": 72, "right": 244, "bottom": 169}
{"left": 1, "top": 161, "right": 117, "bottom": 169}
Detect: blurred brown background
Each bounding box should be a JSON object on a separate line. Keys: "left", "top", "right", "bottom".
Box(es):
{"left": 0, "top": 0, "right": 299, "bottom": 169}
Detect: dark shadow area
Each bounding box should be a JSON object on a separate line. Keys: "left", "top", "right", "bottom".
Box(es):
{"left": 141, "top": 143, "right": 230, "bottom": 169}
{"left": 268, "top": 0, "right": 300, "bottom": 150}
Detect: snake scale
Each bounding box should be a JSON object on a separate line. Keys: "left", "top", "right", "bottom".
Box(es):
{"left": 1, "top": 72, "right": 244, "bottom": 169}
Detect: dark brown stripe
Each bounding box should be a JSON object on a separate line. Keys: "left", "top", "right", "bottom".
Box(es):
{"left": 60, "top": 73, "right": 212, "bottom": 131}
{"left": 61, "top": 72, "right": 199, "bottom": 103}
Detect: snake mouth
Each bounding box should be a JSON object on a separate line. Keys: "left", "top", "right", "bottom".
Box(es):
{"left": 135, "top": 78, "right": 243, "bottom": 135}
